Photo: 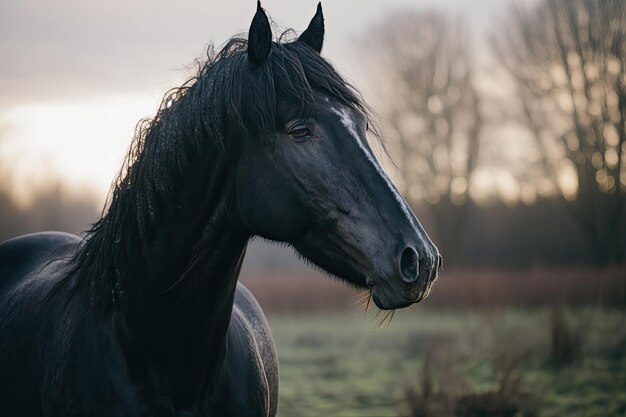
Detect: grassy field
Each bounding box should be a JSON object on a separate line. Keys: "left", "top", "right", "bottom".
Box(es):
{"left": 267, "top": 308, "right": 626, "bottom": 417}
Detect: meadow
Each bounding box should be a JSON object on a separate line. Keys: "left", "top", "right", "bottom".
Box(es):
{"left": 267, "top": 308, "right": 626, "bottom": 417}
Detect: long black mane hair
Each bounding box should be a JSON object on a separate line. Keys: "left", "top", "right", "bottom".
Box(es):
{"left": 63, "top": 34, "right": 375, "bottom": 311}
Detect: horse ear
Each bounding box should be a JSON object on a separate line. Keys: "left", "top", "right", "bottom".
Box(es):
{"left": 298, "top": 3, "right": 324, "bottom": 53}
{"left": 248, "top": 1, "right": 272, "bottom": 66}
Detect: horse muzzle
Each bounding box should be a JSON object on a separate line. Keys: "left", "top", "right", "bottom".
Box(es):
{"left": 367, "top": 245, "right": 441, "bottom": 310}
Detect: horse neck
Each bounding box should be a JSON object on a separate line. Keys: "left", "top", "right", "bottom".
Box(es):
{"left": 115, "top": 144, "right": 250, "bottom": 408}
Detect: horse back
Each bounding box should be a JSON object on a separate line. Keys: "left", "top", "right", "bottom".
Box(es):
{"left": 0, "top": 232, "right": 81, "bottom": 415}
{"left": 0, "top": 231, "right": 80, "bottom": 292}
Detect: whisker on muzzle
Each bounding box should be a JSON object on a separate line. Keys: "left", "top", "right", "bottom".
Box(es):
{"left": 353, "top": 289, "right": 373, "bottom": 315}
{"left": 375, "top": 309, "right": 396, "bottom": 329}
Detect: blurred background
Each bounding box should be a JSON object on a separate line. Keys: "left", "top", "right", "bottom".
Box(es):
{"left": 1, "top": 0, "right": 625, "bottom": 416}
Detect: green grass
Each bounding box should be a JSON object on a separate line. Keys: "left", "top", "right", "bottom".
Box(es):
{"left": 267, "top": 308, "right": 626, "bottom": 417}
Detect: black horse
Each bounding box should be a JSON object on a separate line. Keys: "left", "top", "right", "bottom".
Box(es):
{"left": 0, "top": 3, "right": 440, "bottom": 416}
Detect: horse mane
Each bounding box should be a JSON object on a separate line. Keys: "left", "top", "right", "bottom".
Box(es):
{"left": 60, "top": 32, "right": 377, "bottom": 312}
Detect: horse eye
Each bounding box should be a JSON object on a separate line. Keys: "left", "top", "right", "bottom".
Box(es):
{"left": 289, "top": 126, "right": 310, "bottom": 139}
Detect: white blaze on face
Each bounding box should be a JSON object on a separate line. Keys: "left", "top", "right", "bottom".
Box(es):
{"left": 330, "top": 106, "right": 421, "bottom": 237}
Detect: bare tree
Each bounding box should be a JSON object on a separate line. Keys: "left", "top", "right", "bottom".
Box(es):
{"left": 359, "top": 11, "right": 482, "bottom": 264}
{"left": 493, "top": 0, "right": 626, "bottom": 264}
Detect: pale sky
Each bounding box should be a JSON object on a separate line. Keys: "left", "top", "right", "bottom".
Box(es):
{"left": 0, "top": 0, "right": 532, "bottom": 205}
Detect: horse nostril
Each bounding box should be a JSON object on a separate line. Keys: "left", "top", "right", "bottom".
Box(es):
{"left": 399, "top": 246, "right": 419, "bottom": 284}
{"left": 437, "top": 254, "right": 443, "bottom": 269}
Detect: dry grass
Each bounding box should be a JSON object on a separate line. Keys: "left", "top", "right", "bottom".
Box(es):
{"left": 240, "top": 266, "right": 626, "bottom": 313}
{"left": 403, "top": 347, "right": 457, "bottom": 417}
{"left": 453, "top": 353, "right": 540, "bottom": 417}
{"left": 548, "top": 305, "right": 578, "bottom": 367}
{"left": 402, "top": 346, "right": 540, "bottom": 417}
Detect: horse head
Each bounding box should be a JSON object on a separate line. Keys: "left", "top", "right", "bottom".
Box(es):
{"left": 231, "top": 2, "right": 441, "bottom": 310}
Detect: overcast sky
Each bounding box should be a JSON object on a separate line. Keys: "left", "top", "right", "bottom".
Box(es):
{"left": 0, "top": 0, "right": 530, "bottom": 204}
